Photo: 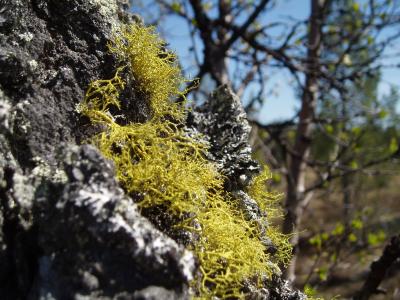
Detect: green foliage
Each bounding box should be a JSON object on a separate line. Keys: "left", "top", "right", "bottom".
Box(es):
{"left": 331, "top": 223, "right": 344, "bottom": 236}
{"left": 304, "top": 284, "right": 324, "bottom": 300}
{"left": 171, "top": 2, "right": 181, "bottom": 13}
{"left": 348, "top": 233, "right": 357, "bottom": 242}
{"left": 317, "top": 267, "right": 328, "bottom": 281}
{"left": 351, "top": 218, "right": 363, "bottom": 230}
{"left": 389, "top": 137, "right": 398, "bottom": 154}
{"left": 307, "top": 210, "right": 389, "bottom": 290}
{"left": 367, "top": 230, "right": 386, "bottom": 246}
{"left": 79, "top": 23, "right": 291, "bottom": 299}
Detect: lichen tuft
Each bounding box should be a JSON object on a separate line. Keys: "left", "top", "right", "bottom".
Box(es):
{"left": 108, "top": 24, "right": 187, "bottom": 121}
{"left": 79, "top": 22, "right": 291, "bottom": 299}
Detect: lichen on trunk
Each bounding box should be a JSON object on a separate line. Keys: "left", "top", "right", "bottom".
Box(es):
{"left": 79, "top": 22, "right": 292, "bottom": 299}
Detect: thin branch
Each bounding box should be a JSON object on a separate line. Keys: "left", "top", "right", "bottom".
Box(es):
{"left": 221, "top": 0, "right": 271, "bottom": 53}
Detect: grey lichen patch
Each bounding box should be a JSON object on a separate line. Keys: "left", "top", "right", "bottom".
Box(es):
{"left": 17, "top": 32, "right": 34, "bottom": 43}
{"left": 189, "top": 85, "right": 260, "bottom": 190}
{"left": 27, "top": 59, "right": 38, "bottom": 72}
{"left": 88, "top": 0, "right": 120, "bottom": 30}
{"left": 12, "top": 172, "right": 35, "bottom": 211}
{"left": 0, "top": 92, "right": 18, "bottom": 179}
{"left": 32, "top": 157, "right": 68, "bottom": 184}
{"left": 0, "top": 92, "right": 11, "bottom": 130}
{"left": 233, "top": 190, "right": 265, "bottom": 222}
{"left": 133, "top": 286, "right": 181, "bottom": 300}
{"left": 30, "top": 145, "right": 196, "bottom": 298}
{"left": 52, "top": 169, "right": 68, "bottom": 184}
{"left": 9, "top": 100, "right": 31, "bottom": 134}
{"left": 32, "top": 157, "right": 52, "bottom": 179}
{"left": 178, "top": 250, "right": 195, "bottom": 282}
{"left": 80, "top": 270, "right": 100, "bottom": 291}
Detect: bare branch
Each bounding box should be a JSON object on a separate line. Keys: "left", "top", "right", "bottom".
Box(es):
{"left": 221, "top": 0, "right": 271, "bottom": 53}
{"left": 354, "top": 235, "right": 400, "bottom": 300}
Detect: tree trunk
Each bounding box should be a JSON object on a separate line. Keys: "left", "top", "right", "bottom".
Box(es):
{"left": 282, "top": 0, "right": 325, "bottom": 283}
{"left": 213, "top": 0, "right": 231, "bottom": 85}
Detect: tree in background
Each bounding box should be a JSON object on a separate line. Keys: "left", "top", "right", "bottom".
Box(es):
{"left": 296, "top": 2, "right": 400, "bottom": 290}
{"left": 132, "top": 0, "right": 400, "bottom": 289}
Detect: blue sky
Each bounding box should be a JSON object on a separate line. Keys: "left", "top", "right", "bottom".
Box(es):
{"left": 132, "top": 0, "right": 400, "bottom": 123}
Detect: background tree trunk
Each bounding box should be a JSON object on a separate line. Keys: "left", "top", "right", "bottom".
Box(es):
{"left": 282, "top": 0, "right": 325, "bottom": 282}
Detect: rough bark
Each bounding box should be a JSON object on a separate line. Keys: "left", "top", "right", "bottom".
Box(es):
{"left": 0, "top": 1, "right": 194, "bottom": 298}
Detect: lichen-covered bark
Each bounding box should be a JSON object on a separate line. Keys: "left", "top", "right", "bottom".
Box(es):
{"left": 32, "top": 145, "right": 195, "bottom": 299}
{"left": 0, "top": 1, "right": 193, "bottom": 299}
{"left": 189, "top": 85, "right": 260, "bottom": 191}
{"left": 0, "top": 1, "right": 304, "bottom": 299}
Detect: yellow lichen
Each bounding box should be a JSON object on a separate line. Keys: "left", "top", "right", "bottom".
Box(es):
{"left": 247, "top": 169, "right": 292, "bottom": 267}
{"left": 247, "top": 167, "right": 282, "bottom": 218}
{"left": 107, "top": 24, "right": 186, "bottom": 121}
{"left": 79, "top": 22, "right": 291, "bottom": 299}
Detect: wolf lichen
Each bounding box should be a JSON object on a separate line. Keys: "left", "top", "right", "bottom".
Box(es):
{"left": 247, "top": 167, "right": 282, "bottom": 218}
{"left": 108, "top": 24, "right": 186, "bottom": 121}
{"left": 79, "top": 23, "right": 291, "bottom": 299}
